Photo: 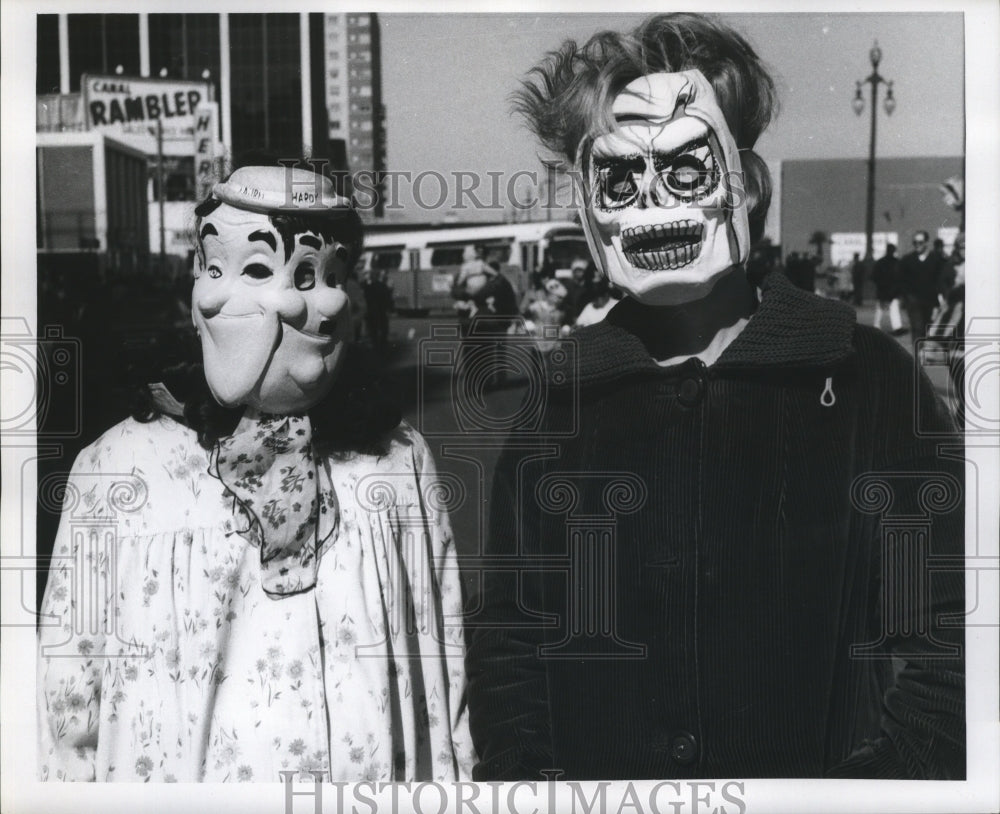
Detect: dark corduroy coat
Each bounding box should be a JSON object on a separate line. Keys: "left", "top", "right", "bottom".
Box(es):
{"left": 466, "top": 271, "right": 964, "bottom": 781}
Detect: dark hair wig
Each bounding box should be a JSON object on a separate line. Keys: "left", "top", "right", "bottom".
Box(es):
{"left": 512, "top": 13, "right": 778, "bottom": 243}
{"left": 131, "top": 346, "right": 402, "bottom": 457}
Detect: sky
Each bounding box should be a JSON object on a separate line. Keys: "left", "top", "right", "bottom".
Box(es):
{"left": 377, "top": 12, "right": 965, "bottom": 225}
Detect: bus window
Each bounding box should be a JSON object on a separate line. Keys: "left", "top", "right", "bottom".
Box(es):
{"left": 371, "top": 250, "right": 403, "bottom": 271}
{"left": 521, "top": 241, "right": 537, "bottom": 273}
{"left": 483, "top": 244, "right": 511, "bottom": 265}
{"left": 430, "top": 246, "right": 467, "bottom": 267}
{"left": 546, "top": 238, "right": 590, "bottom": 271}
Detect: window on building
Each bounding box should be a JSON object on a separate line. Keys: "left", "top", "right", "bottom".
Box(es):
{"left": 330, "top": 120, "right": 341, "bottom": 130}
{"left": 37, "top": 15, "right": 60, "bottom": 94}
{"left": 229, "top": 13, "right": 302, "bottom": 158}
{"left": 360, "top": 121, "right": 372, "bottom": 132}
{"left": 149, "top": 155, "right": 196, "bottom": 202}
{"left": 358, "top": 33, "right": 370, "bottom": 45}
{"left": 370, "top": 250, "right": 402, "bottom": 271}
{"left": 67, "top": 14, "right": 140, "bottom": 91}
{"left": 359, "top": 85, "right": 371, "bottom": 97}
{"left": 184, "top": 15, "right": 221, "bottom": 84}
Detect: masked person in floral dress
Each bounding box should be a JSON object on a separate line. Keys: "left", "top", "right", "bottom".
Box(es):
{"left": 38, "top": 160, "right": 474, "bottom": 782}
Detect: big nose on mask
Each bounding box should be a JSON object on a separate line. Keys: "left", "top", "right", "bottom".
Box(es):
{"left": 293, "top": 286, "right": 348, "bottom": 336}
{"left": 195, "top": 282, "right": 283, "bottom": 408}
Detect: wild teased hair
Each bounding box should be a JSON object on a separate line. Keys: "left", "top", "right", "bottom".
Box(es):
{"left": 513, "top": 13, "right": 778, "bottom": 242}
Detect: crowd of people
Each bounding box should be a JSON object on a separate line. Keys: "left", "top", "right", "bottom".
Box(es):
{"left": 782, "top": 232, "right": 964, "bottom": 346}
{"left": 450, "top": 246, "right": 622, "bottom": 346}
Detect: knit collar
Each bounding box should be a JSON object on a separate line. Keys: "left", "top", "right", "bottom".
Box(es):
{"left": 567, "top": 270, "right": 857, "bottom": 386}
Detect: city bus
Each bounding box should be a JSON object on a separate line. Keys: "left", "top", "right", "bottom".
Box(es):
{"left": 357, "top": 220, "right": 590, "bottom": 314}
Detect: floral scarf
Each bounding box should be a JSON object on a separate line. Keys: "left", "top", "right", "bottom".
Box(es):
{"left": 208, "top": 413, "right": 338, "bottom": 598}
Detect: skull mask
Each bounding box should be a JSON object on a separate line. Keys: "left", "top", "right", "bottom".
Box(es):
{"left": 576, "top": 70, "right": 751, "bottom": 305}
{"left": 192, "top": 166, "right": 355, "bottom": 414}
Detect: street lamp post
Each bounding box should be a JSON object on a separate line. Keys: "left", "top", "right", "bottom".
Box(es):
{"left": 853, "top": 41, "right": 896, "bottom": 267}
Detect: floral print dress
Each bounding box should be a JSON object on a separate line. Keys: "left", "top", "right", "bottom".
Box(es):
{"left": 38, "top": 416, "right": 474, "bottom": 782}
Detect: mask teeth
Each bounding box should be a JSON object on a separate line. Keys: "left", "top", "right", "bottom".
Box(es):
{"left": 628, "top": 243, "right": 697, "bottom": 270}
{"left": 622, "top": 220, "right": 704, "bottom": 269}
{"left": 622, "top": 220, "right": 702, "bottom": 249}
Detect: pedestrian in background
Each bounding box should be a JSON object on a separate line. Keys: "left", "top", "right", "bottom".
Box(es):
{"left": 900, "top": 229, "right": 945, "bottom": 351}
{"left": 363, "top": 267, "right": 393, "bottom": 353}
{"left": 851, "top": 251, "right": 865, "bottom": 306}
{"left": 344, "top": 270, "right": 367, "bottom": 343}
{"left": 871, "top": 243, "right": 904, "bottom": 335}
{"left": 451, "top": 245, "right": 491, "bottom": 336}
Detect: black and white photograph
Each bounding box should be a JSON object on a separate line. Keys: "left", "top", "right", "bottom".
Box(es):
{"left": 1, "top": 2, "right": 998, "bottom": 813}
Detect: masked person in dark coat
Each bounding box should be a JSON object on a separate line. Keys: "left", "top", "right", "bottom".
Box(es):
{"left": 465, "top": 13, "right": 964, "bottom": 782}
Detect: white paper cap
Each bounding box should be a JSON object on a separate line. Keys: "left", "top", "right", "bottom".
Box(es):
{"left": 212, "top": 165, "right": 351, "bottom": 213}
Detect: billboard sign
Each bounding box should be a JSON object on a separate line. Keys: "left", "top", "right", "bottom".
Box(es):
{"left": 82, "top": 74, "right": 211, "bottom": 157}
{"left": 829, "top": 232, "right": 899, "bottom": 266}
{"left": 193, "top": 103, "right": 219, "bottom": 201}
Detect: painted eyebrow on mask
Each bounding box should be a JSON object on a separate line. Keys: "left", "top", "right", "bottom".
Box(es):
{"left": 298, "top": 234, "right": 323, "bottom": 250}
{"left": 248, "top": 230, "right": 278, "bottom": 253}
{"left": 652, "top": 137, "right": 712, "bottom": 165}
{"left": 199, "top": 223, "right": 219, "bottom": 241}
{"left": 593, "top": 153, "right": 644, "bottom": 167}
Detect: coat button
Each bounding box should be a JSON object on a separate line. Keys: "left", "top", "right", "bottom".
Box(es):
{"left": 670, "top": 731, "right": 698, "bottom": 765}
{"left": 677, "top": 377, "right": 702, "bottom": 406}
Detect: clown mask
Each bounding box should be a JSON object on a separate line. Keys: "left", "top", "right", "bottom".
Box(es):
{"left": 577, "top": 70, "right": 751, "bottom": 306}
{"left": 192, "top": 167, "right": 354, "bottom": 414}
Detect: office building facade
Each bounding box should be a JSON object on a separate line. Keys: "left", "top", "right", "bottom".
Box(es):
{"left": 36, "top": 12, "right": 389, "bottom": 252}
{"left": 36, "top": 13, "right": 385, "bottom": 178}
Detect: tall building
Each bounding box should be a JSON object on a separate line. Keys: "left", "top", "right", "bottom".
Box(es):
{"left": 322, "top": 13, "right": 387, "bottom": 216}
{"left": 35, "top": 13, "right": 387, "bottom": 171}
